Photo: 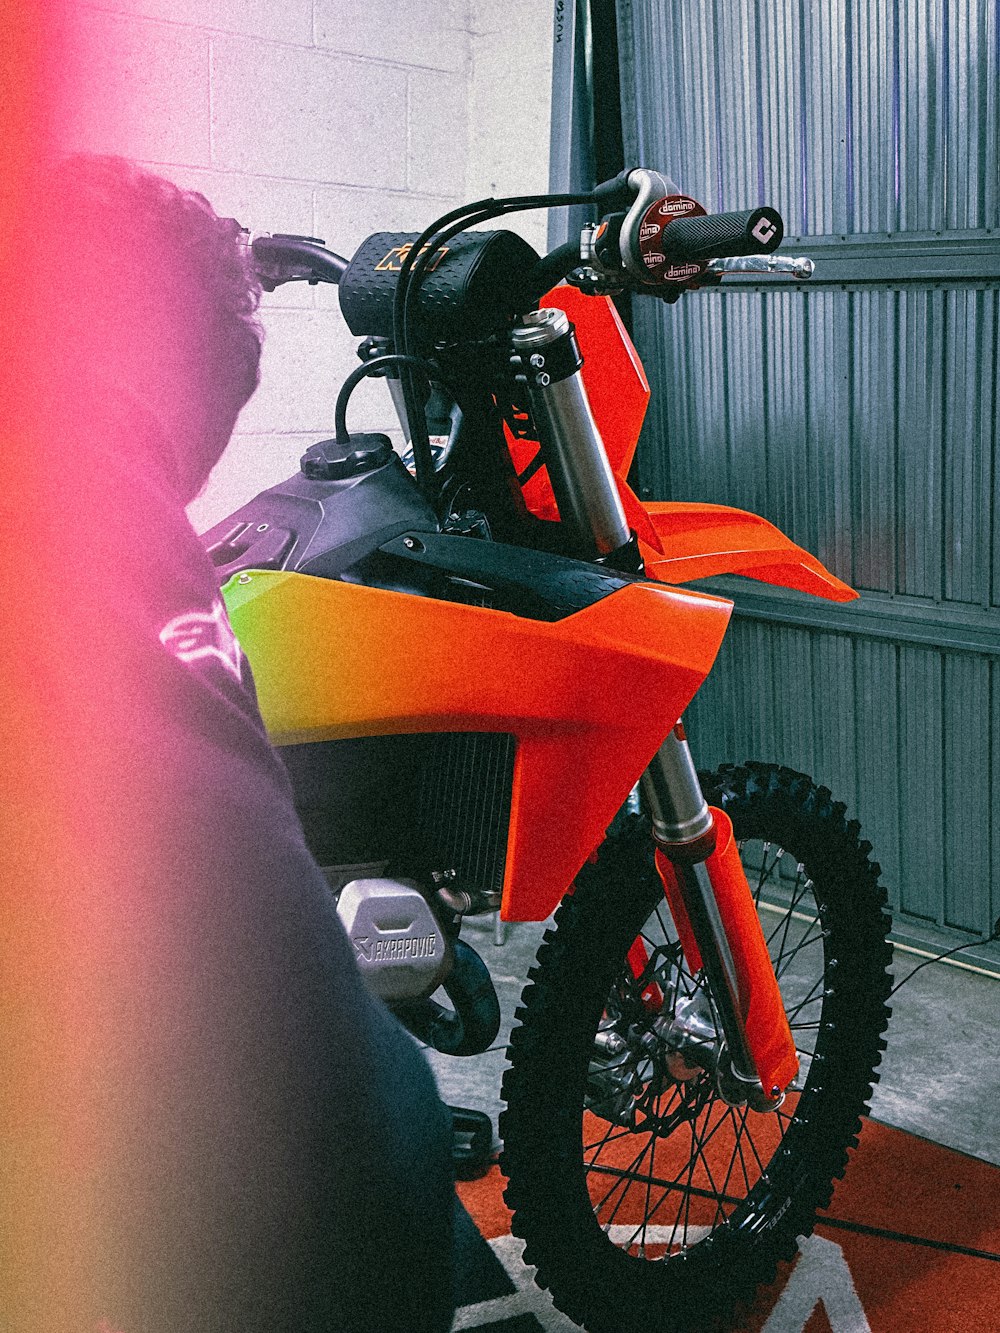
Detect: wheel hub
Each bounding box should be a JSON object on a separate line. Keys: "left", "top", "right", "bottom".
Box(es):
{"left": 586, "top": 1005, "right": 721, "bottom": 1133}
{"left": 587, "top": 964, "right": 777, "bottom": 1129}
{"left": 659, "top": 989, "right": 721, "bottom": 1081}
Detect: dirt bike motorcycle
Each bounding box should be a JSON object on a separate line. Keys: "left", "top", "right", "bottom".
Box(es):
{"left": 203, "top": 168, "right": 893, "bottom": 1332}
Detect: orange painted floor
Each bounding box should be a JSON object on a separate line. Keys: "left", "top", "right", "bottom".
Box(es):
{"left": 452, "top": 1119, "right": 1000, "bottom": 1331}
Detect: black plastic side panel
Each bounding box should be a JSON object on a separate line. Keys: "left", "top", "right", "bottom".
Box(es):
{"left": 379, "top": 530, "right": 639, "bottom": 621}
{"left": 201, "top": 454, "right": 438, "bottom": 581}
{"left": 201, "top": 454, "right": 635, "bottom": 625}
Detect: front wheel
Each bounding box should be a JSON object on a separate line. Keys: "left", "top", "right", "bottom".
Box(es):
{"left": 500, "top": 762, "right": 893, "bottom": 1333}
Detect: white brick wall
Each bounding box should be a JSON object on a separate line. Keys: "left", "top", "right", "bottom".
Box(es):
{"left": 55, "top": 0, "right": 553, "bottom": 532}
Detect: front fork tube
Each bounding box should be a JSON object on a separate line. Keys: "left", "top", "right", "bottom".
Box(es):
{"left": 640, "top": 726, "right": 799, "bottom": 1109}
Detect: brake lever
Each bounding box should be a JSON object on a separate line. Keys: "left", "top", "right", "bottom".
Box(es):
{"left": 705, "top": 255, "right": 815, "bottom": 281}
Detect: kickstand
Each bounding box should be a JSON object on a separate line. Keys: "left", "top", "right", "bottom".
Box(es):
{"left": 450, "top": 1105, "right": 494, "bottom": 1181}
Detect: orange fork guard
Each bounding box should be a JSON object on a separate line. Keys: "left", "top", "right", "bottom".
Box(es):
{"left": 654, "top": 808, "right": 799, "bottom": 1096}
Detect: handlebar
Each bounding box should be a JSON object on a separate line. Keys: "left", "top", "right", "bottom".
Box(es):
{"left": 245, "top": 173, "right": 805, "bottom": 319}
{"left": 249, "top": 233, "right": 348, "bottom": 290}
{"left": 241, "top": 170, "right": 811, "bottom": 504}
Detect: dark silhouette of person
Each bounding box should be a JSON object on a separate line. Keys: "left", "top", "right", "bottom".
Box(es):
{"left": 32, "top": 154, "right": 455, "bottom": 1332}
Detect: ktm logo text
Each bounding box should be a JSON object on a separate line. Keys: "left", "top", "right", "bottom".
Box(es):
{"left": 376, "top": 243, "right": 449, "bottom": 272}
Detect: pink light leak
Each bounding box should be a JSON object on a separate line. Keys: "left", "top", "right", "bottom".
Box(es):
{"left": 1, "top": 5, "right": 227, "bottom": 1325}
{"left": 0, "top": 0, "right": 101, "bottom": 1323}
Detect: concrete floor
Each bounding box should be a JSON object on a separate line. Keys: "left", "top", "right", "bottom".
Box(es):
{"left": 425, "top": 913, "right": 1000, "bottom": 1168}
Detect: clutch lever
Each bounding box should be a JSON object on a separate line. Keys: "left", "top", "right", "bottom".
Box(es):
{"left": 246, "top": 232, "right": 349, "bottom": 290}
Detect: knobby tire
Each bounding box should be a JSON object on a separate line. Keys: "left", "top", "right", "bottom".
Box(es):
{"left": 499, "top": 762, "right": 893, "bottom": 1333}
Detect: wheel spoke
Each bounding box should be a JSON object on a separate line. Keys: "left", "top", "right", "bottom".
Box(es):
{"left": 752, "top": 844, "right": 784, "bottom": 907}
{"left": 765, "top": 868, "right": 815, "bottom": 953}
{"left": 599, "top": 1134, "right": 658, "bottom": 1231}
{"left": 690, "top": 1104, "right": 728, "bottom": 1203}
{"left": 733, "top": 1111, "right": 755, "bottom": 1193}
{"left": 738, "top": 1109, "right": 768, "bottom": 1176}
{"left": 591, "top": 1133, "right": 656, "bottom": 1219}
{"left": 584, "top": 1123, "right": 638, "bottom": 1156}
{"left": 637, "top": 1131, "right": 658, "bottom": 1254}
{"left": 712, "top": 1107, "right": 745, "bottom": 1228}
{"left": 668, "top": 1114, "right": 702, "bottom": 1251}
{"left": 786, "top": 972, "right": 826, "bottom": 1022}
{"left": 653, "top": 904, "right": 676, "bottom": 950}
{"left": 775, "top": 928, "right": 825, "bottom": 980}
{"left": 615, "top": 1129, "right": 663, "bottom": 1256}
{"left": 631, "top": 1095, "right": 744, "bottom": 1234}
{"left": 585, "top": 1160, "right": 744, "bottom": 1212}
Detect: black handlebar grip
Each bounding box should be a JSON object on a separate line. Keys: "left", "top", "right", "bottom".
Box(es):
{"left": 661, "top": 207, "right": 784, "bottom": 262}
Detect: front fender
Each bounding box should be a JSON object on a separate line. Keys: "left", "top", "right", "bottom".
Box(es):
{"left": 525, "top": 288, "right": 856, "bottom": 604}
{"left": 637, "top": 500, "right": 857, "bottom": 602}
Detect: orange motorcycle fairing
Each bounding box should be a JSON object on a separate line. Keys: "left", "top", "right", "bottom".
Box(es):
{"left": 223, "top": 570, "right": 732, "bottom": 922}
{"left": 513, "top": 285, "right": 857, "bottom": 604}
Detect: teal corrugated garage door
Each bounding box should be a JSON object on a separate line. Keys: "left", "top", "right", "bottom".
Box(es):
{"left": 613, "top": 0, "right": 1000, "bottom": 964}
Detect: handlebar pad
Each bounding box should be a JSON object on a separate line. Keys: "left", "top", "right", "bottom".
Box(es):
{"left": 662, "top": 207, "right": 783, "bottom": 263}
{"left": 339, "top": 230, "right": 541, "bottom": 343}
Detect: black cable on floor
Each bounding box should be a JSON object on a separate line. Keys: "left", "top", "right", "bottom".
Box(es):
{"left": 888, "top": 919, "right": 1000, "bottom": 998}
{"left": 813, "top": 1214, "right": 1000, "bottom": 1264}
